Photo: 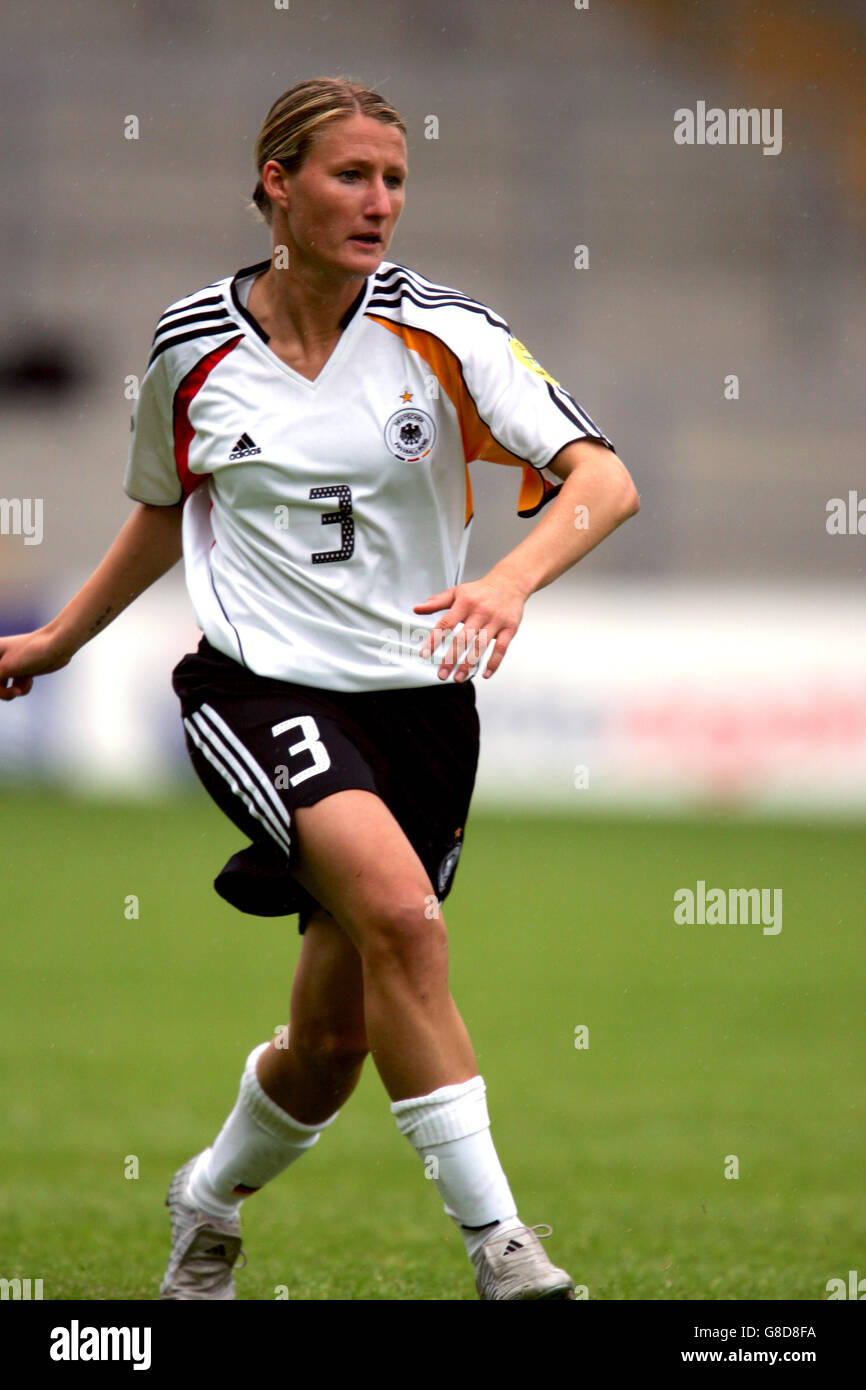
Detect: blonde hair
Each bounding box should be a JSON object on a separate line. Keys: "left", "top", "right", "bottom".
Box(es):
{"left": 252, "top": 77, "right": 407, "bottom": 225}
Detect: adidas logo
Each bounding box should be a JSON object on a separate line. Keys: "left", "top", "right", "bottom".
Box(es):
{"left": 503, "top": 1238, "right": 524, "bottom": 1255}
{"left": 229, "top": 431, "right": 261, "bottom": 460}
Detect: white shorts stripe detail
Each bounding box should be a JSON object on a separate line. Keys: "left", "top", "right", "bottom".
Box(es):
{"left": 185, "top": 715, "right": 291, "bottom": 856}
{"left": 190, "top": 708, "right": 292, "bottom": 847}
{"left": 198, "top": 703, "right": 293, "bottom": 835}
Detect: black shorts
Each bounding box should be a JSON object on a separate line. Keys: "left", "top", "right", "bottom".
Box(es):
{"left": 171, "top": 637, "right": 480, "bottom": 933}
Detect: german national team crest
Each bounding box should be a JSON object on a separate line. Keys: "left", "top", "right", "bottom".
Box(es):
{"left": 384, "top": 406, "right": 436, "bottom": 462}
{"left": 436, "top": 836, "right": 463, "bottom": 896}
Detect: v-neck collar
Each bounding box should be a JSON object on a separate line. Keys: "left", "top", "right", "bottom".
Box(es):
{"left": 227, "top": 259, "right": 370, "bottom": 389}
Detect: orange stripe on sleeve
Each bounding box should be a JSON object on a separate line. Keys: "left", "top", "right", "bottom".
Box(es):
{"left": 368, "top": 315, "right": 546, "bottom": 524}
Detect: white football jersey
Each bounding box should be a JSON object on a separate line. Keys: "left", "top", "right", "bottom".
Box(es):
{"left": 124, "top": 259, "right": 614, "bottom": 691}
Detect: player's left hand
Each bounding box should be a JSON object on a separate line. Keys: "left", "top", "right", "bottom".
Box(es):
{"left": 413, "top": 573, "right": 526, "bottom": 681}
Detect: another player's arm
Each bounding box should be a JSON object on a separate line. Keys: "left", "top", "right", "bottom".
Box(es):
{"left": 414, "top": 439, "right": 639, "bottom": 680}
{"left": 0, "top": 501, "right": 184, "bottom": 700}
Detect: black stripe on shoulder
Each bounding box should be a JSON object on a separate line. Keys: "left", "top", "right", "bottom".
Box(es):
{"left": 373, "top": 266, "right": 510, "bottom": 327}
{"left": 376, "top": 264, "right": 471, "bottom": 302}
{"left": 147, "top": 322, "right": 242, "bottom": 369}
{"left": 376, "top": 278, "right": 474, "bottom": 309}
{"left": 156, "top": 293, "right": 226, "bottom": 329}
{"left": 545, "top": 381, "right": 612, "bottom": 444}
{"left": 375, "top": 265, "right": 506, "bottom": 318}
{"left": 374, "top": 263, "right": 465, "bottom": 293}
{"left": 367, "top": 287, "right": 509, "bottom": 332}
{"left": 151, "top": 307, "right": 234, "bottom": 346}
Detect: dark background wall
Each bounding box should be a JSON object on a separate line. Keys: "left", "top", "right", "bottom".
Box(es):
{"left": 1, "top": 0, "right": 863, "bottom": 597}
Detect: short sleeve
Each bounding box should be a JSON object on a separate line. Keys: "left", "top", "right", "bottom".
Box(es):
{"left": 460, "top": 326, "right": 615, "bottom": 518}
{"left": 123, "top": 352, "right": 182, "bottom": 506}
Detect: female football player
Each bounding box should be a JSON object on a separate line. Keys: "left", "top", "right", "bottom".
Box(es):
{"left": 0, "top": 76, "right": 639, "bottom": 1300}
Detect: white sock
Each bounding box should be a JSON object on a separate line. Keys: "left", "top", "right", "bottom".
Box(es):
{"left": 390, "top": 1075, "right": 520, "bottom": 1259}
{"left": 186, "top": 1042, "right": 339, "bottom": 1219}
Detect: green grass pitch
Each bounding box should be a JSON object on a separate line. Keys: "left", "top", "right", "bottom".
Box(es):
{"left": 1, "top": 790, "right": 863, "bottom": 1300}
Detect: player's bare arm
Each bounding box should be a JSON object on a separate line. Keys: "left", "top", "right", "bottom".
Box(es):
{"left": 414, "top": 439, "right": 639, "bottom": 681}
{"left": 0, "top": 501, "right": 183, "bottom": 700}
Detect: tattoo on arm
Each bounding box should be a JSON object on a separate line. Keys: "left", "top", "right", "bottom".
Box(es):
{"left": 87, "top": 605, "right": 113, "bottom": 635}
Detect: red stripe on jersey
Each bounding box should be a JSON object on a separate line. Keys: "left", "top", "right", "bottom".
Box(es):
{"left": 173, "top": 335, "right": 243, "bottom": 499}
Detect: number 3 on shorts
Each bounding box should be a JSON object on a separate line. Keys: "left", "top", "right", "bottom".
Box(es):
{"left": 272, "top": 715, "right": 332, "bottom": 786}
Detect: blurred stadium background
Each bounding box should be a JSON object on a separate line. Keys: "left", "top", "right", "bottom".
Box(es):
{"left": 1, "top": 0, "right": 864, "bottom": 810}
{"left": 1, "top": 0, "right": 864, "bottom": 1303}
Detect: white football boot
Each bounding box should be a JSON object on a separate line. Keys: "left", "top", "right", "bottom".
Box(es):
{"left": 474, "top": 1223, "right": 575, "bottom": 1300}
{"left": 158, "top": 1155, "right": 247, "bottom": 1300}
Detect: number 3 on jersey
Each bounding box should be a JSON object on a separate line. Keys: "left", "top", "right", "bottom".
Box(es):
{"left": 310, "top": 484, "right": 354, "bottom": 564}
{"left": 272, "top": 715, "right": 332, "bottom": 786}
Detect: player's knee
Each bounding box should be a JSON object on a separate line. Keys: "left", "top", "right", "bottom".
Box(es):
{"left": 358, "top": 890, "right": 448, "bottom": 974}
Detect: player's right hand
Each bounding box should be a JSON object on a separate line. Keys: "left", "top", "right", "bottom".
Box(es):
{"left": 0, "top": 629, "right": 73, "bottom": 701}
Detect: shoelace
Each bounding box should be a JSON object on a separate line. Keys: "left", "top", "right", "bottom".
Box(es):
{"left": 474, "top": 1222, "right": 555, "bottom": 1270}
{"left": 476, "top": 1221, "right": 569, "bottom": 1299}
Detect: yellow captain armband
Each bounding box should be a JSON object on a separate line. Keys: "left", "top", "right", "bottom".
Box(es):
{"left": 508, "top": 336, "right": 561, "bottom": 387}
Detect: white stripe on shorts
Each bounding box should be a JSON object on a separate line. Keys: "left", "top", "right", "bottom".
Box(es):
{"left": 184, "top": 713, "right": 291, "bottom": 856}
{"left": 197, "top": 703, "right": 293, "bottom": 836}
